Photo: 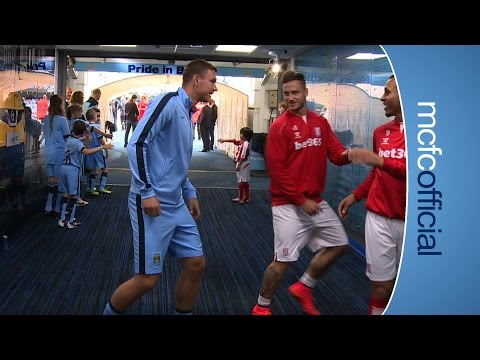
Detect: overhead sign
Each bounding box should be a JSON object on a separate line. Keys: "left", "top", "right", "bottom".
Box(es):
{"left": 75, "top": 62, "right": 266, "bottom": 78}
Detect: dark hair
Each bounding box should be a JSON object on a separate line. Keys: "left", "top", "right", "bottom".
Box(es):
{"left": 182, "top": 59, "right": 217, "bottom": 85}
{"left": 282, "top": 70, "right": 306, "bottom": 88}
{"left": 240, "top": 126, "right": 254, "bottom": 142}
{"left": 66, "top": 103, "right": 83, "bottom": 119}
{"left": 47, "top": 94, "right": 65, "bottom": 132}
{"left": 70, "top": 90, "right": 84, "bottom": 105}
{"left": 72, "top": 119, "right": 87, "bottom": 135}
{"left": 24, "top": 106, "right": 32, "bottom": 119}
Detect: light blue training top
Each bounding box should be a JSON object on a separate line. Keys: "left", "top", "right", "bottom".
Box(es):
{"left": 64, "top": 136, "right": 85, "bottom": 169}
{"left": 127, "top": 87, "right": 197, "bottom": 205}
{"left": 43, "top": 114, "right": 70, "bottom": 165}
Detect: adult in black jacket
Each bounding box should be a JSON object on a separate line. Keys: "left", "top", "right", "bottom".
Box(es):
{"left": 124, "top": 95, "right": 139, "bottom": 147}
{"left": 199, "top": 99, "right": 217, "bottom": 152}
{"left": 209, "top": 99, "right": 218, "bottom": 150}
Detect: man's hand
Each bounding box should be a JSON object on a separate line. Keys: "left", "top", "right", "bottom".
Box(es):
{"left": 348, "top": 148, "right": 384, "bottom": 167}
{"left": 142, "top": 196, "right": 161, "bottom": 217}
{"left": 188, "top": 198, "right": 201, "bottom": 220}
{"left": 301, "top": 198, "right": 321, "bottom": 216}
{"left": 338, "top": 193, "right": 357, "bottom": 220}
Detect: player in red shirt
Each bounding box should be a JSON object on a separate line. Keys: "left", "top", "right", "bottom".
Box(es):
{"left": 338, "top": 75, "right": 405, "bottom": 315}
{"left": 251, "top": 70, "right": 351, "bottom": 316}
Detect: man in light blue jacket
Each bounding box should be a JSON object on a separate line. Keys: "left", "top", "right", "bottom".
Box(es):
{"left": 103, "top": 59, "right": 218, "bottom": 315}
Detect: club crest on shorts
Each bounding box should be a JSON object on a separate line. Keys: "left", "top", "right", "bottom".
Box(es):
{"left": 153, "top": 252, "right": 161, "bottom": 266}
{"left": 282, "top": 248, "right": 289, "bottom": 256}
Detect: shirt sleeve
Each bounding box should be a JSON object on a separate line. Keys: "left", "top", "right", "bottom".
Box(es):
{"left": 326, "top": 122, "right": 350, "bottom": 166}
{"left": 61, "top": 117, "right": 70, "bottom": 139}
{"left": 266, "top": 122, "right": 306, "bottom": 205}
{"left": 182, "top": 178, "right": 197, "bottom": 199}
{"left": 352, "top": 167, "right": 375, "bottom": 201}
{"left": 381, "top": 157, "right": 406, "bottom": 179}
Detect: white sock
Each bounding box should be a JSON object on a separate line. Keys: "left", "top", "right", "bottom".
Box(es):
{"left": 300, "top": 273, "right": 317, "bottom": 288}
{"left": 257, "top": 295, "right": 271, "bottom": 307}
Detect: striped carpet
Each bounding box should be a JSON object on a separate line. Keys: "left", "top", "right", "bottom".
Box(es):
{"left": 0, "top": 185, "right": 370, "bottom": 315}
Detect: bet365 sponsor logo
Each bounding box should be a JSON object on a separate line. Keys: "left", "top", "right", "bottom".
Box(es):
{"left": 294, "top": 137, "right": 322, "bottom": 150}
{"left": 378, "top": 148, "right": 405, "bottom": 159}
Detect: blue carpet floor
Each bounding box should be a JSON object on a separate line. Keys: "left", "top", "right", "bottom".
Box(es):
{"left": 0, "top": 186, "right": 370, "bottom": 315}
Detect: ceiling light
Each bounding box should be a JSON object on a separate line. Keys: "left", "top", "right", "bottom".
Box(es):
{"left": 346, "top": 52, "right": 387, "bottom": 60}
{"left": 99, "top": 45, "right": 137, "bottom": 48}
{"left": 215, "top": 45, "right": 257, "bottom": 53}
{"left": 268, "top": 50, "right": 282, "bottom": 75}
{"left": 271, "top": 63, "right": 281, "bottom": 73}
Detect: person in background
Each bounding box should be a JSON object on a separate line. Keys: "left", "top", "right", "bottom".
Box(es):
{"left": 198, "top": 99, "right": 214, "bottom": 152}
{"left": 102, "top": 59, "right": 217, "bottom": 316}
{"left": 338, "top": 75, "right": 405, "bottom": 315}
{"left": 218, "top": 126, "right": 254, "bottom": 204}
{"left": 37, "top": 94, "right": 49, "bottom": 122}
{"left": 209, "top": 99, "right": 218, "bottom": 150}
{"left": 137, "top": 95, "right": 148, "bottom": 121}
{"left": 66, "top": 91, "right": 86, "bottom": 121}
{"left": 83, "top": 88, "right": 101, "bottom": 116}
{"left": 120, "top": 96, "right": 127, "bottom": 131}
{"left": 124, "top": 94, "right": 139, "bottom": 148}
{"left": 25, "top": 106, "right": 42, "bottom": 154}
{"left": 251, "top": 70, "right": 351, "bottom": 316}
{"left": 112, "top": 97, "right": 122, "bottom": 128}
{"left": 191, "top": 102, "right": 204, "bottom": 141}
{"left": 278, "top": 101, "right": 286, "bottom": 115}
{"left": 65, "top": 86, "right": 73, "bottom": 109}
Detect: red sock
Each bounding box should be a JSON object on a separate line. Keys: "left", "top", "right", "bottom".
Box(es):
{"left": 244, "top": 183, "right": 250, "bottom": 200}
{"left": 368, "top": 295, "right": 388, "bottom": 315}
{"left": 238, "top": 183, "right": 245, "bottom": 200}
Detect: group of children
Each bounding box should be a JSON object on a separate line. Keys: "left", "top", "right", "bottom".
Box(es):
{"left": 44, "top": 99, "right": 114, "bottom": 229}
{"left": 49, "top": 96, "right": 253, "bottom": 228}
{"left": 58, "top": 118, "right": 113, "bottom": 228}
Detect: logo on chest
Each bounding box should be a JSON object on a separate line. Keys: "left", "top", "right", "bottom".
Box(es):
{"left": 293, "top": 125, "right": 323, "bottom": 150}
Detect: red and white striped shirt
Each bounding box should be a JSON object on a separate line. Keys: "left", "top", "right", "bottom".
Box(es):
{"left": 233, "top": 139, "right": 250, "bottom": 162}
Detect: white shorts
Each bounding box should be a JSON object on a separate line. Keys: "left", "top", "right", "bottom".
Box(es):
{"left": 365, "top": 211, "right": 405, "bottom": 282}
{"left": 272, "top": 201, "right": 349, "bottom": 262}
{"left": 236, "top": 160, "right": 250, "bottom": 183}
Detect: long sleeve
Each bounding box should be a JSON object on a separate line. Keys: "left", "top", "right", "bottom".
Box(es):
{"left": 381, "top": 157, "right": 406, "bottom": 180}
{"left": 353, "top": 168, "right": 375, "bottom": 201}
{"left": 266, "top": 122, "right": 306, "bottom": 205}
{"left": 326, "top": 123, "right": 350, "bottom": 166}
